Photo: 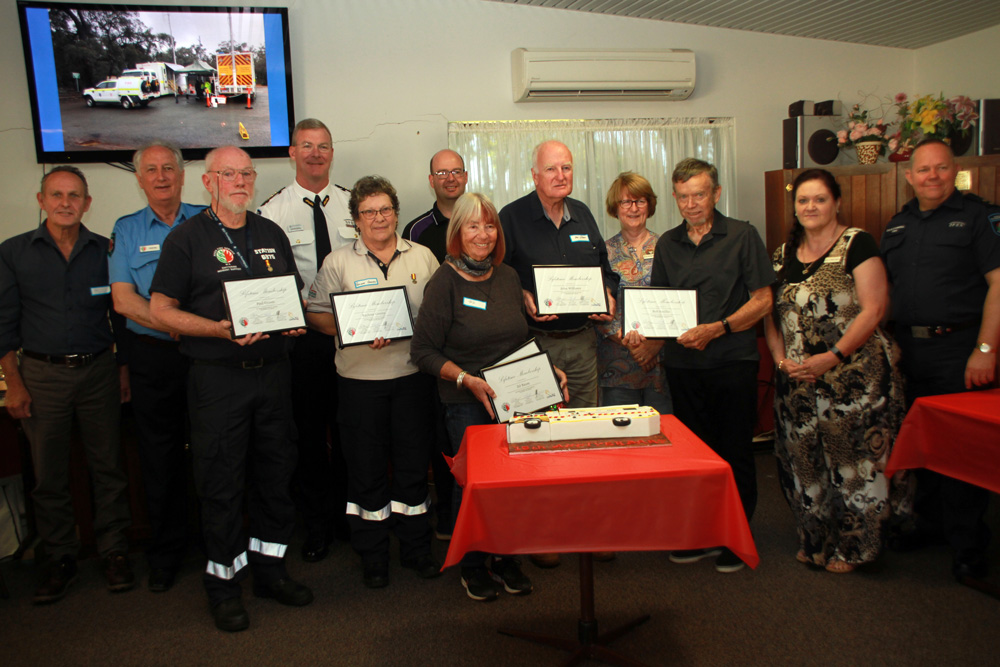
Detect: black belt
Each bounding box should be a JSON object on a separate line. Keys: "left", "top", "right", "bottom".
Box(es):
{"left": 530, "top": 325, "right": 591, "bottom": 340}
{"left": 193, "top": 355, "right": 287, "bottom": 370}
{"left": 22, "top": 348, "right": 108, "bottom": 368}
{"left": 135, "top": 334, "right": 180, "bottom": 348}
{"left": 908, "top": 321, "right": 979, "bottom": 339}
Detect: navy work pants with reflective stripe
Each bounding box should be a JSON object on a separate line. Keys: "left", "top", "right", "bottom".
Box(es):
{"left": 188, "top": 361, "right": 296, "bottom": 604}
{"left": 338, "top": 372, "right": 434, "bottom": 565}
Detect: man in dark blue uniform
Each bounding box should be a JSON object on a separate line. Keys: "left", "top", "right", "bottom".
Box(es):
{"left": 1, "top": 166, "right": 134, "bottom": 602}
{"left": 150, "top": 146, "right": 312, "bottom": 631}
{"left": 110, "top": 141, "right": 205, "bottom": 592}
{"left": 880, "top": 138, "right": 1000, "bottom": 580}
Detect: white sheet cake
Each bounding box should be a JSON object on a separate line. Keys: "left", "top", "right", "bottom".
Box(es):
{"left": 506, "top": 405, "right": 660, "bottom": 444}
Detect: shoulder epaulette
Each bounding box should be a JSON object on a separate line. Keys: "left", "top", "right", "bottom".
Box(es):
{"left": 333, "top": 183, "right": 350, "bottom": 194}
{"left": 258, "top": 186, "right": 287, "bottom": 208}
{"left": 963, "top": 192, "right": 995, "bottom": 207}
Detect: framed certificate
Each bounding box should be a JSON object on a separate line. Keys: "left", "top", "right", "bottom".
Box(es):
{"left": 479, "top": 351, "right": 563, "bottom": 424}
{"left": 222, "top": 273, "right": 306, "bottom": 338}
{"left": 330, "top": 286, "right": 415, "bottom": 348}
{"left": 489, "top": 337, "right": 541, "bottom": 367}
{"left": 621, "top": 287, "right": 698, "bottom": 339}
{"left": 532, "top": 265, "right": 608, "bottom": 316}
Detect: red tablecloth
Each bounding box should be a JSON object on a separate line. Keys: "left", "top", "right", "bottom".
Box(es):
{"left": 443, "top": 415, "right": 759, "bottom": 569}
{"left": 885, "top": 389, "right": 1000, "bottom": 495}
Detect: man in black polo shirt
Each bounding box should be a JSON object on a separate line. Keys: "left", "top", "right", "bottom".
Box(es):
{"left": 402, "top": 149, "right": 468, "bottom": 262}
{"left": 880, "top": 138, "right": 1000, "bottom": 580}
{"left": 0, "top": 166, "right": 134, "bottom": 603}
{"left": 630, "top": 158, "right": 774, "bottom": 574}
{"left": 150, "top": 146, "right": 311, "bottom": 631}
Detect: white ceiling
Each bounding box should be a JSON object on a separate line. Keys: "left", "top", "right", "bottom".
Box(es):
{"left": 487, "top": 0, "right": 1000, "bottom": 49}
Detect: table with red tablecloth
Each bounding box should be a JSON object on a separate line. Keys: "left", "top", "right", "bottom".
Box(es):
{"left": 444, "top": 415, "right": 758, "bottom": 569}
{"left": 885, "top": 388, "right": 1000, "bottom": 494}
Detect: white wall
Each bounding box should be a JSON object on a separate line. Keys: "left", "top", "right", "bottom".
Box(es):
{"left": 1, "top": 0, "right": 921, "bottom": 242}
{"left": 914, "top": 23, "right": 1000, "bottom": 98}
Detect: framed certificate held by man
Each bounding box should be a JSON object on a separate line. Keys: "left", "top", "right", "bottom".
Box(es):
{"left": 330, "top": 286, "right": 415, "bottom": 348}
{"left": 222, "top": 273, "right": 307, "bottom": 338}
{"left": 621, "top": 287, "right": 698, "bottom": 339}
{"left": 533, "top": 265, "right": 609, "bottom": 316}
{"left": 479, "top": 351, "right": 563, "bottom": 423}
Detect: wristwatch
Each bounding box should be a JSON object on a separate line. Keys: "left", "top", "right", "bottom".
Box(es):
{"left": 978, "top": 342, "right": 994, "bottom": 354}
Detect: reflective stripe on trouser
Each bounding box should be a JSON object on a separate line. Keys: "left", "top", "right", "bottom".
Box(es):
{"left": 337, "top": 372, "right": 436, "bottom": 564}
{"left": 189, "top": 362, "right": 297, "bottom": 603}
{"left": 206, "top": 551, "right": 248, "bottom": 580}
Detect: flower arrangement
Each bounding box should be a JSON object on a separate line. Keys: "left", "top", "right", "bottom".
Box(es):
{"left": 836, "top": 104, "right": 890, "bottom": 155}
{"left": 888, "top": 93, "right": 979, "bottom": 155}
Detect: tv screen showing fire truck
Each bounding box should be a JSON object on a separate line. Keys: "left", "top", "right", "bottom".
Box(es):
{"left": 17, "top": 2, "right": 295, "bottom": 164}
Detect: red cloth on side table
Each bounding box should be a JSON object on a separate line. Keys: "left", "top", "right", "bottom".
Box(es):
{"left": 885, "top": 388, "right": 1000, "bottom": 495}
{"left": 444, "top": 415, "right": 759, "bottom": 569}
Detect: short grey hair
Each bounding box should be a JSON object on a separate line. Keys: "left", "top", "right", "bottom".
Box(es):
{"left": 132, "top": 140, "right": 184, "bottom": 173}
{"left": 292, "top": 118, "right": 332, "bottom": 146}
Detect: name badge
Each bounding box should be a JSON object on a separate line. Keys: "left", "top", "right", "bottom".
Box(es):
{"left": 643, "top": 250, "right": 655, "bottom": 260}
{"left": 569, "top": 234, "right": 590, "bottom": 243}
{"left": 90, "top": 285, "right": 111, "bottom": 296}
{"left": 354, "top": 278, "right": 378, "bottom": 289}
{"left": 286, "top": 224, "right": 304, "bottom": 233}
{"left": 139, "top": 244, "right": 160, "bottom": 253}
{"left": 463, "top": 297, "right": 487, "bottom": 310}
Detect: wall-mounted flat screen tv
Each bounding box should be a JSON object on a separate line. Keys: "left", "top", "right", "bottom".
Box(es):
{"left": 17, "top": 1, "right": 295, "bottom": 164}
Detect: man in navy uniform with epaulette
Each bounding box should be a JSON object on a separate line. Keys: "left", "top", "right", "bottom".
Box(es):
{"left": 880, "top": 137, "right": 1000, "bottom": 581}
{"left": 109, "top": 140, "right": 205, "bottom": 593}
{"left": 257, "top": 118, "right": 354, "bottom": 564}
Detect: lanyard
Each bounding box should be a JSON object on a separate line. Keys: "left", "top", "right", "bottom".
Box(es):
{"left": 207, "top": 207, "right": 253, "bottom": 276}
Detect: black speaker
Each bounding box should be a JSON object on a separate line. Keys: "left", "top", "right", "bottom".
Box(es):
{"left": 782, "top": 117, "right": 843, "bottom": 169}
{"left": 979, "top": 99, "right": 1000, "bottom": 155}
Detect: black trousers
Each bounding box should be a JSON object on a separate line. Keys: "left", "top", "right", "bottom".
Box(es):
{"left": 128, "top": 336, "right": 190, "bottom": 570}
{"left": 289, "top": 329, "right": 348, "bottom": 539}
{"left": 188, "top": 361, "right": 297, "bottom": 604}
{"left": 897, "top": 329, "right": 991, "bottom": 559}
{"left": 337, "top": 372, "right": 434, "bottom": 565}
{"left": 666, "top": 361, "right": 759, "bottom": 522}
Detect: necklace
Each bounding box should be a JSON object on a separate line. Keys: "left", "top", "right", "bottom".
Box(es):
{"left": 798, "top": 227, "right": 843, "bottom": 273}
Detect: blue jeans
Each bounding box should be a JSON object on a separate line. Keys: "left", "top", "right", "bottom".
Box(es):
{"left": 600, "top": 384, "right": 673, "bottom": 415}
{"left": 444, "top": 401, "right": 494, "bottom": 568}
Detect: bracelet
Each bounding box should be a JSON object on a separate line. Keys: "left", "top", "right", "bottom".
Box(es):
{"left": 721, "top": 318, "right": 732, "bottom": 335}
{"left": 456, "top": 370, "right": 467, "bottom": 390}
{"left": 777, "top": 359, "right": 786, "bottom": 371}
{"left": 829, "top": 345, "right": 845, "bottom": 362}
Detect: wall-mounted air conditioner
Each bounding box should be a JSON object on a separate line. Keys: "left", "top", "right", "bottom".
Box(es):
{"left": 511, "top": 48, "right": 696, "bottom": 103}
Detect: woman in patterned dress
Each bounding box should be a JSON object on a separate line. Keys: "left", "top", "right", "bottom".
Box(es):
{"left": 763, "top": 169, "right": 905, "bottom": 573}
{"left": 596, "top": 172, "right": 672, "bottom": 414}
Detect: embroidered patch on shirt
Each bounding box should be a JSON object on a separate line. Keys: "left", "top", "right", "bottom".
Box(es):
{"left": 884, "top": 225, "right": 904, "bottom": 235}
{"left": 948, "top": 221, "right": 967, "bottom": 229}
{"left": 354, "top": 277, "right": 378, "bottom": 288}
{"left": 989, "top": 212, "right": 1000, "bottom": 236}
{"left": 569, "top": 234, "right": 590, "bottom": 242}
{"left": 463, "top": 297, "right": 487, "bottom": 310}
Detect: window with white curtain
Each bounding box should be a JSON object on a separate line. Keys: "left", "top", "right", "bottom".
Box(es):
{"left": 448, "top": 118, "right": 736, "bottom": 239}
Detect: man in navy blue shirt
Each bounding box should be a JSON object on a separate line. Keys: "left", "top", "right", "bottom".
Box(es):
{"left": 0, "top": 166, "right": 133, "bottom": 603}
{"left": 109, "top": 141, "right": 205, "bottom": 592}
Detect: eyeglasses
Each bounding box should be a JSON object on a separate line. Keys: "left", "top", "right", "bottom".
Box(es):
{"left": 358, "top": 206, "right": 396, "bottom": 221}
{"left": 298, "top": 142, "right": 332, "bottom": 153}
{"left": 433, "top": 169, "right": 466, "bottom": 178}
{"left": 674, "top": 191, "right": 711, "bottom": 204}
{"left": 212, "top": 169, "right": 257, "bottom": 182}
{"left": 619, "top": 198, "right": 648, "bottom": 209}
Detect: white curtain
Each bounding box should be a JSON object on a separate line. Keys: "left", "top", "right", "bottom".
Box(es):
{"left": 448, "top": 118, "right": 736, "bottom": 238}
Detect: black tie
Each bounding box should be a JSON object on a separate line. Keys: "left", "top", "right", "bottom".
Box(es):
{"left": 311, "top": 194, "right": 332, "bottom": 266}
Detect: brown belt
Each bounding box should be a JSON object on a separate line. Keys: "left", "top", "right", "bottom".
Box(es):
{"left": 22, "top": 348, "right": 109, "bottom": 368}
{"left": 908, "top": 321, "right": 979, "bottom": 339}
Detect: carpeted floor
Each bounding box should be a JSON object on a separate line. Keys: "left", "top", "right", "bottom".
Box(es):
{"left": 2, "top": 450, "right": 998, "bottom": 666}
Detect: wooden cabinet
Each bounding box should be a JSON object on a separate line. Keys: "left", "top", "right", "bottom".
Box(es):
{"left": 765, "top": 155, "right": 1000, "bottom": 254}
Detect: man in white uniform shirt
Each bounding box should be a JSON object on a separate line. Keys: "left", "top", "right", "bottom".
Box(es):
{"left": 257, "top": 119, "right": 355, "bottom": 563}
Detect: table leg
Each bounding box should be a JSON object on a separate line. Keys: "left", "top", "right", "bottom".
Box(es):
{"left": 498, "top": 553, "right": 652, "bottom": 666}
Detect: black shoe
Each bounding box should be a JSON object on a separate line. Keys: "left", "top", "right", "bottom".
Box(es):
{"left": 104, "top": 552, "right": 136, "bottom": 592}
{"left": 33, "top": 556, "right": 78, "bottom": 604}
{"left": 212, "top": 597, "right": 250, "bottom": 632}
{"left": 490, "top": 557, "right": 532, "bottom": 595}
{"left": 301, "top": 533, "right": 332, "bottom": 563}
{"left": 669, "top": 548, "right": 722, "bottom": 564}
{"left": 253, "top": 577, "right": 314, "bottom": 606}
{"left": 461, "top": 565, "right": 500, "bottom": 602}
{"left": 715, "top": 548, "right": 746, "bottom": 573}
{"left": 363, "top": 562, "right": 389, "bottom": 589}
{"left": 953, "top": 551, "right": 988, "bottom": 581}
{"left": 402, "top": 554, "right": 443, "bottom": 579}
{"left": 148, "top": 567, "right": 177, "bottom": 593}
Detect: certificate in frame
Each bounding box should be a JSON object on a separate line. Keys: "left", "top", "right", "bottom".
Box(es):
{"left": 221, "top": 273, "right": 306, "bottom": 338}
{"left": 330, "top": 286, "right": 415, "bottom": 348}
{"left": 489, "top": 337, "right": 541, "bottom": 367}
{"left": 479, "top": 351, "right": 563, "bottom": 423}
{"left": 621, "top": 287, "right": 698, "bottom": 339}
{"left": 532, "top": 265, "right": 609, "bottom": 316}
